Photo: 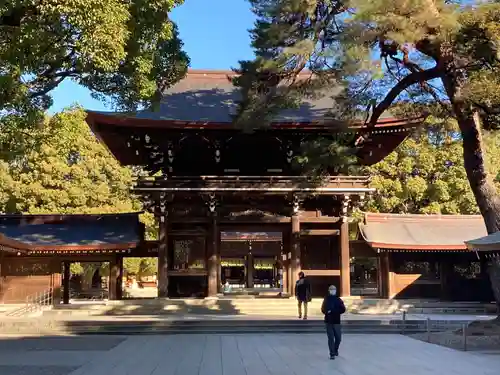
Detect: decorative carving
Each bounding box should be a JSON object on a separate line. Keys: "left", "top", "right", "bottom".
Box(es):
{"left": 129, "top": 135, "right": 141, "bottom": 159}
{"left": 356, "top": 193, "right": 366, "bottom": 209}
{"left": 149, "top": 145, "right": 164, "bottom": 167}
{"left": 167, "top": 142, "right": 174, "bottom": 173}
{"left": 159, "top": 192, "right": 168, "bottom": 223}
{"left": 207, "top": 193, "right": 217, "bottom": 214}
{"left": 214, "top": 141, "right": 221, "bottom": 163}
{"left": 142, "top": 194, "right": 156, "bottom": 214}
{"left": 292, "top": 194, "right": 302, "bottom": 214}
{"left": 341, "top": 195, "right": 351, "bottom": 221}
{"left": 286, "top": 141, "right": 294, "bottom": 164}
{"left": 172, "top": 238, "right": 206, "bottom": 270}
{"left": 173, "top": 239, "right": 192, "bottom": 268}
{"left": 127, "top": 133, "right": 168, "bottom": 174}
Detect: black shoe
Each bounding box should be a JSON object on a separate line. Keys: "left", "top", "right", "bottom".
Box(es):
{"left": 334, "top": 351, "right": 339, "bottom": 357}
{"left": 330, "top": 355, "right": 335, "bottom": 360}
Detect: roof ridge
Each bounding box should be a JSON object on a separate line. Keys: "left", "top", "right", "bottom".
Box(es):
{"left": 0, "top": 212, "right": 142, "bottom": 219}
{"left": 364, "top": 212, "right": 483, "bottom": 222}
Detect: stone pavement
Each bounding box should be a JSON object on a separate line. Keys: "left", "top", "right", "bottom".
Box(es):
{"left": 0, "top": 333, "right": 499, "bottom": 375}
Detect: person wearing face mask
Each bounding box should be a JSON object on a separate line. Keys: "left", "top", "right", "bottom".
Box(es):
{"left": 321, "top": 285, "right": 346, "bottom": 360}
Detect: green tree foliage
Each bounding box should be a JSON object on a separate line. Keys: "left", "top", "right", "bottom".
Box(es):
{"left": 0, "top": 108, "right": 140, "bottom": 214}
{"left": 0, "top": 0, "right": 189, "bottom": 137}
{"left": 123, "top": 258, "right": 141, "bottom": 276}
{"left": 366, "top": 119, "right": 500, "bottom": 214}
{"left": 0, "top": 108, "right": 157, "bottom": 276}
{"left": 123, "top": 257, "right": 158, "bottom": 278}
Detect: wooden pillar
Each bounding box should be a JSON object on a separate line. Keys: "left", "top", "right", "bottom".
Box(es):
{"left": 479, "top": 257, "right": 490, "bottom": 302}
{"left": 377, "top": 255, "right": 385, "bottom": 298}
{"left": 339, "top": 219, "right": 351, "bottom": 297}
{"left": 280, "top": 234, "right": 289, "bottom": 294}
{"left": 63, "top": 261, "right": 71, "bottom": 304}
{"left": 439, "top": 258, "right": 453, "bottom": 301}
{"left": 378, "top": 253, "right": 387, "bottom": 298}
{"left": 117, "top": 255, "right": 123, "bottom": 300}
{"left": 379, "top": 252, "right": 394, "bottom": 299}
{"left": 207, "top": 216, "right": 220, "bottom": 296}
{"left": 246, "top": 242, "right": 254, "bottom": 288}
{"left": 290, "top": 214, "right": 301, "bottom": 296}
{"left": 51, "top": 260, "right": 62, "bottom": 305}
{"left": 157, "top": 213, "right": 169, "bottom": 298}
{"left": 0, "top": 252, "right": 3, "bottom": 296}
{"left": 109, "top": 255, "right": 122, "bottom": 300}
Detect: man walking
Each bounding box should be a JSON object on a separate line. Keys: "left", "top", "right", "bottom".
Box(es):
{"left": 321, "top": 285, "right": 346, "bottom": 359}
{"left": 295, "top": 271, "right": 311, "bottom": 319}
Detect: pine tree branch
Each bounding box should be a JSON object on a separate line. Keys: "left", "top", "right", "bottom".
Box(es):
{"left": 355, "top": 66, "right": 442, "bottom": 146}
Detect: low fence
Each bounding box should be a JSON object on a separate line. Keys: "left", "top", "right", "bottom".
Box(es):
{"left": 400, "top": 311, "right": 500, "bottom": 352}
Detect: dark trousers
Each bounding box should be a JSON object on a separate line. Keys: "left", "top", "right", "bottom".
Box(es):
{"left": 325, "top": 323, "right": 342, "bottom": 356}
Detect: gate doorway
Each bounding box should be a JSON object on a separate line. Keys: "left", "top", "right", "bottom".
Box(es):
{"left": 220, "top": 231, "right": 283, "bottom": 293}
{"left": 350, "top": 256, "right": 379, "bottom": 296}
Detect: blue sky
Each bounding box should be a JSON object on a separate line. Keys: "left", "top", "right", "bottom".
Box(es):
{"left": 49, "top": 0, "right": 256, "bottom": 114}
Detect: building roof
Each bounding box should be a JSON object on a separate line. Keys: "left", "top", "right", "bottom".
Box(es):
{"left": 87, "top": 69, "right": 424, "bottom": 129}
{"left": 89, "top": 69, "right": 399, "bottom": 124}
{"left": 0, "top": 233, "right": 29, "bottom": 253}
{"left": 465, "top": 231, "right": 500, "bottom": 252}
{"left": 85, "top": 69, "right": 425, "bottom": 167}
{"left": 359, "top": 213, "right": 487, "bottom": 251}
{"left": 0, "top": 213, "right": 142, "bottom": 252}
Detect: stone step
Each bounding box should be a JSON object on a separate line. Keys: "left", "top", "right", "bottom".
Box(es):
{"left": 0, "top": 318, "right": 469, "bottom": 335}
{"left": 45, "top": 298, "right": 495, "bottom": 317}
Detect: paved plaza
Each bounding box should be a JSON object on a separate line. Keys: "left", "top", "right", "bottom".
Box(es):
{"left": 0, "top": 333, "right": 499, "bottom": 375}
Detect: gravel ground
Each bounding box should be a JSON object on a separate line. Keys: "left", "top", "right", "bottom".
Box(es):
{"left": 409, "top": 331, "right": 500, "bottom": 352}
{"left": 0, "top": 365, "right": 79, "bottom": 375}
{"left": 0, "top": 336, "right": 126, "bottom": 351}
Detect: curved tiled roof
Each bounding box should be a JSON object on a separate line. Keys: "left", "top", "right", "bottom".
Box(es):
{"left": 0, "top": 213, "right": 142, "bottom": 252}
{"left": 465, "top": 231, "right": 500, "bottom": 252}
{"left": 86, "top": 69, "right": 424, "bottom": 167}
{"left": 87, "top": 69, "right": 417, "bottom": 126}
{"left": 359, "top": 213, "right": 487, "bottom": 251}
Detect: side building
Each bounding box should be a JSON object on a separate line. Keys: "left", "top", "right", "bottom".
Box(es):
{"left": 0, "top": 213, "right": 142, "bottom": 304}
{"left": 359, "top": 213, "right": 493, "bottom": 302}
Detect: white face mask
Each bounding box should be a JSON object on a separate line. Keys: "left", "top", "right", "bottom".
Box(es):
{"left": 329, "top": 289, "right": 337, "bottom": 296}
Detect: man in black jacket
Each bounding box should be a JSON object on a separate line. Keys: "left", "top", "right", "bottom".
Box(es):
{"left": 295, "top": 272, "right": 311, "bottom": 319}
{"left": 321, "top": 285, "right": 346, "bottom": 359}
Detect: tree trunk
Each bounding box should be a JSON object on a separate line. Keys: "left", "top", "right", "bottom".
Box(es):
{"left": 457, "top": 111, "right": 500, "bottom": 311}
{"left": 81, "top": 263, "right": 99, "bottom": 291}
{"left": 444, "top": 74, "right": 500, "bottom": 311}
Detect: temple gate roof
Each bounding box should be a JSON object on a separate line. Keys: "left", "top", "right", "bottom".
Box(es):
{"left": 86, "top": 70, "right": 424, "bottom": 167}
